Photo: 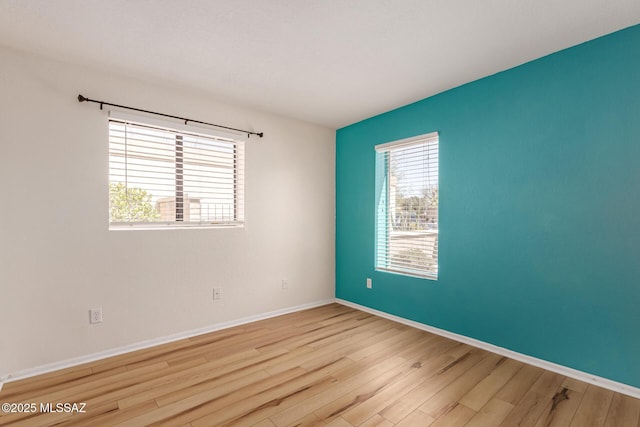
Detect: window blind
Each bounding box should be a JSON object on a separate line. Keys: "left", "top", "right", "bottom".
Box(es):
{"left": 375, "top": 132, "right": 438, "bottom": 279}
{"left": 108, "top": 117, "right": 244, "bottom": 229}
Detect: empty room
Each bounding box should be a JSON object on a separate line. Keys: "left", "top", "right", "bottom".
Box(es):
{"left": 1, "top": 1, "right": 640, "bottom": 426}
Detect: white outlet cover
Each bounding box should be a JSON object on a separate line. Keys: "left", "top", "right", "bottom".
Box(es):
{"left": 90, "top": 308, "right": 103, "bottom": 324}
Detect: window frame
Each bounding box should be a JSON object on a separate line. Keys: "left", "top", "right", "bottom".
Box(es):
{"left": 108, "top": 112, "right": 245, "bottom": 230}
{"left": 374, "top": 132, "right": 439, "bottom": 280}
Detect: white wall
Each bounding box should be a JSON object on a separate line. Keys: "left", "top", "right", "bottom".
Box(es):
{"left": 0, "top": 46, "right": 335, "bottom": 378}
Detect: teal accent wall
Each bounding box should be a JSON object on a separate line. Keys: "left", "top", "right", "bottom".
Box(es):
{"left": 336, "top": 25, "right": 640, "bottom": 388}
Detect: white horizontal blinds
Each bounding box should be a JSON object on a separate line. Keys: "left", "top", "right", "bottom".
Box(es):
{"left": 109, "top": 118, "right": 244, "bottom": 228}
{"left": 375, "top": 133, "right": 438, "bottom": 279}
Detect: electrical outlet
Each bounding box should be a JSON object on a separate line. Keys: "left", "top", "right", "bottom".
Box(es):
{"left": 281, "top": 279, "right": 288, "bottom": 290}
{"left": 89, "top": 308, "right": 103, "bottom": 324}
{"left": 213, "top": 287, "right": 222, "bottom": 300}
{"left": 366, "top": 278, "right": 372, "bottom": 289}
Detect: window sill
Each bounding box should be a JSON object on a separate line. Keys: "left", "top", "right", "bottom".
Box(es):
{"left": 109, "top": 222, "right": 244, "bottom": 231}
{"left": 375, "top": 267, "right": 438, "bottom": 281}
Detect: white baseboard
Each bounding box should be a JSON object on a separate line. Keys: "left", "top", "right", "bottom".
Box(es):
{"left": 5, "top": 297, "right": 637, "bottom": 401}
{"left": 336, "top": 298, "right": 640, "bottom": 400}
{"left": 0, "top": 299, "right": 335, "bottom": 386}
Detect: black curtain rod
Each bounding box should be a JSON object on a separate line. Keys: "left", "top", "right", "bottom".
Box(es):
{"left": 77, "top": 94, "right": 263, "bottom": 138}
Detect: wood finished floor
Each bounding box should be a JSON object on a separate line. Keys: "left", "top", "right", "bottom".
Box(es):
{"left": 1, "top": 303, "right": 639, "bottom": 427}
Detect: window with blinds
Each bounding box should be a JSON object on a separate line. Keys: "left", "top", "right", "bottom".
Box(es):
{"left": 108, "top": 115, "right": 244, "bottom": 229}
{"left": 375, "top": 132, "right": 438, "bottom": 279}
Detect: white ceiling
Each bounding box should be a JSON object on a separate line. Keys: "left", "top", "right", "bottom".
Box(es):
{"left": 1, "top": 1, "right": 639, "bottom": 129}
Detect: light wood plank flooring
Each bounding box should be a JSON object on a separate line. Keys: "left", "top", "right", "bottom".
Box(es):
{"left": 1, "top": 303, "right": 638, "bottom": 426}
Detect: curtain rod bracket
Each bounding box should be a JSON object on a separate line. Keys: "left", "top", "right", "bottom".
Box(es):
{"left": 77, "top": 94, "right": 263, "bottom": 138}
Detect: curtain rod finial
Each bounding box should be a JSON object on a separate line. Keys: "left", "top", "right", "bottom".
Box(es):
{"left": 77, "top": 94, "right": 87, "bottom": 103}
{"left": 257, "top": 132, "right": 264, "bottom": 138}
